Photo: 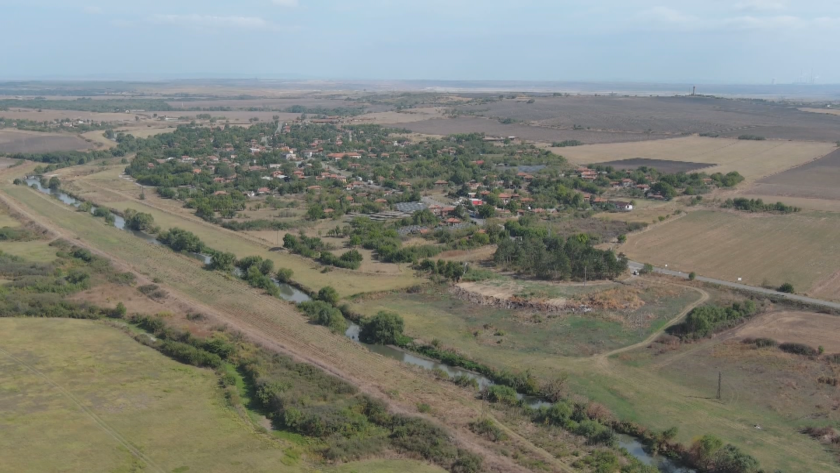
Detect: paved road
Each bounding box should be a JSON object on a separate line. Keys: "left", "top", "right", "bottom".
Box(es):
{"left": 627, "top": 261, "right": 840, "bottom": 311}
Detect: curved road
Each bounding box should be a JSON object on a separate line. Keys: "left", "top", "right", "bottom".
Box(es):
{"left": 627, "top": 261, "right": 840, "bottom": 311}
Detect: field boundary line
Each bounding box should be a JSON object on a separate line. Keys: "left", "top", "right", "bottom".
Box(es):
{"left": 0, "top": 345, "right": 165, "bottom": 473}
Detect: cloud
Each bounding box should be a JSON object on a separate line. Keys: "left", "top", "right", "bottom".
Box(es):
{"left": 734, "top": 0, "right": 786, "bottom": 11}
{"left": 151, "top": 14, "right": 277, "bottom": 29}
{"left": 635, "top": 6, "right": 840, "bottom": 32}
{"left": 272, "top": 0, "right": 299, "bottom": 6}
{"left": 83, "top": 6, "right": 103, "bottom": 14}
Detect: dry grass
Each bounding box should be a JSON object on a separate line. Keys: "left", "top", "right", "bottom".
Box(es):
{"left": 734, "top": 310, "right": 840, "bottom": 353}
{"left": 557, "top": 136, "right": 836, "bottom": 183}
{"left": 623, "top": 210, "right": 840, "bottom": 300}
{"left": 800, "top": 107, "right": 840, "bottom": 116}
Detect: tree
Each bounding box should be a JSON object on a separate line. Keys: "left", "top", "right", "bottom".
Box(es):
{"left": 276, "top": 267, "right": 293, "bottom": 283}
{"left": 359, "top": 311, "right": 405, "bottom": 345}
{"left": 112, "top": 302, "right": 127, "bottom": 319}
{"left": 477, "top": 204, "right": 496, "bottom": 219}
{"left": 317, "top": 286, "right": 340, "bottom": 305}
{"left": 777, "top": 282, "right": 794, "bottom": 293}
{"left": 48, "top": 176, "right": 61, "bottom": 190}
{"left": 259, "top": 259, "right": 274, "bottom": 276}
{"left": 124, "top": 209, "right": 155, "bottom": 232}
{"left": 208, "top": 252, "right": 237, "bottom": 272}
{"left": 689, "top": 272, "right": 696, "bottom": 281}
{"left": 617, "top": 234, "right": 627, "bottom": 244}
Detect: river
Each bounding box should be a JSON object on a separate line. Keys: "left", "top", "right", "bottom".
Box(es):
{"left": 22, "top": 176, "right": 690, "bottom": 471}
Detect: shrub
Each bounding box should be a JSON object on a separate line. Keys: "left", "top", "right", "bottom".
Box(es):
{"left": 469, "top": 418, "right": 507, "bottom": 442}
{"left": 738, "top": 134, "right": 766, "bottom": 141}
{"left": 417, "top": 403, "right": 431, "bottom": 413}
{"left": 486, "top": 385, "right": 518, "bottom": 405}
{"left": 779, "top": 342, "right": 818, "bottom": 356}
{"left": 359, "top": 311, "right": 406, "bottom": 345}
{"left": 777, "top": 282, "right": 794, "bottom": 293}
{"left": 688, "top": 272, "right": 696, "bottom": 281}
{"left": 317, "top": 286, "right": 340, "bottom": 305}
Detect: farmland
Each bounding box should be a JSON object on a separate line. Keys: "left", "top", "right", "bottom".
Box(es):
{"left": 623, "top": 210, "right": 840, "bottom": 300}
{"left": 749, "top": 148, "right": 840, "bottom": 201}
{"left": 557, "top": 136, "right": 836, "bottom": 182}
{"left": 733, "top": 310, "right": 840, "bottom": 353}
{"left": 0, "top": 129, "right": 96, "bottom": 154}
{"left": 451, "top": 95, "right": 840, "bottom": 142}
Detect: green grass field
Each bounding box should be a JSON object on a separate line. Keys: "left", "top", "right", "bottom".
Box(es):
{"left": 625, "top": 210, "right": 840, "bottom": 300}
{"left": 0, "top": 318, "right": 301, "bottom": 473}
{"left": 351, "top": 282, "right": 698, "bottom": 357}
{"left": 0, "top": 240, "right": 57, "bottom": 263}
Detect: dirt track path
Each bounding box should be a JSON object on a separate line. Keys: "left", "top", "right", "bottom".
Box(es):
{"left": 595, "top": 285, "right": 709, "bottom": 361}
{"left": 0, "top": 345, "right": 165, "bottom": 473}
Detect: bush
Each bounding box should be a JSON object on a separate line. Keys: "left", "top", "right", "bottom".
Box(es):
{"left": 486, "top": 385, "right": 518, "bottom": 405}
{"left": 688, "top": 271, "right": 696, "bottom": 281}
{"left": 298, "top": 300, "right": 348, "bottom": 334}
{"left": 317, "top": 286, "right": 340, "bottom": 305}
{"left": 276, "top": 267, "right": 294, "bottom": 283}
{"left": 777, "top": 282, "right": 794, "bottom": 293}
{"left": 779, "top": 342, "right": 818, "bottom": 356}
{"left": 359, "top": 311, "right": 406, "bottom": 345}
{"left": 469, "top": 418, "right": 506, "bottom": 442}
{"left": 417, "top": 403, "right": 431, "bottom": 413}
{"left": 738, "top": 134, "right": 766, "bottom": 141}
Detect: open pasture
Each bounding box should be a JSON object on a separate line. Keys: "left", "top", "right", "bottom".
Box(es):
{"left": 623, "top": 210, "right": 840, "bottom": 300}
{"left": 594, "top": 157, "right": 712, "bottom": 174}
{"left": 558, "top": 136, "right": 836, "bottom": 182}
{"left": 0, "top": 129, "right": 96, "bottom": 154}
{"left": 0, "top": 318, "right": 300, "bottom": 473}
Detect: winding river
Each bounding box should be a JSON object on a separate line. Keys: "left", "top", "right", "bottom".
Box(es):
{"left": 23, "top": 176, "right": 691, "bottom": 471}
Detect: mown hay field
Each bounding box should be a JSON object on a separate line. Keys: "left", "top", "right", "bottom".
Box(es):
{"left": 557, "top": 136, "right": 835, "bottom": 182}
{"left": 623, "top": 210, "right": 840, "bottom": 300}
{"left": 0, "top": 318, "right": 301, "bottom": 473}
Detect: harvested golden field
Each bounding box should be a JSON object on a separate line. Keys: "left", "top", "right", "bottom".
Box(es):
{"left": 734, "top": 311, "right": 840, "bottom": 353}
{"left": 557, "top": 136, "right": 836, "bottom": 182}
{"left": 623, "top": 210, "right": 840, "bottom": 300}
{"left": 0, "top": 108, "right": 138, "bottom": 122}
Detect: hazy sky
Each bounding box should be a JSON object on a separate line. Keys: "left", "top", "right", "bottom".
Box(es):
{"left": 1, "top": 0, "right": 838, "bottom": 83}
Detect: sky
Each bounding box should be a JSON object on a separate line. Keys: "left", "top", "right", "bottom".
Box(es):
{"left": 1, "top": 0, "right": 838, "bottom": 84}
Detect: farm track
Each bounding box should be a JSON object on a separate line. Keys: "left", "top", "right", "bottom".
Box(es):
{"left": 0, "top": 183, "right": 563, "bottom": 473}
{"left": 0, "top": 345, "right": 166, "bottom": 473}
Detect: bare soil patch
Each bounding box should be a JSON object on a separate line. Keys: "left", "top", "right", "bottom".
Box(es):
{"left": 752, "top": 148, "right": 840, "bottom": 201}
{"left": 0, "top": 129, "right": 96, "bottom": 154}
{"left": 595, "top": 157, "right": 713, "bottom": 174}
{"left": 734, "top": 311, "right": 840, "bottom": 353}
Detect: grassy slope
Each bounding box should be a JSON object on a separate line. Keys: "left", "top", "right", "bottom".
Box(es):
{"left": 1, "top": 240, "right": 58, "bottom": 263}
{"left": 624, "top": 209, "right": 840, "bottom": 299}
{"left": 0, "top": 318, "right": 299, "bottom": 473}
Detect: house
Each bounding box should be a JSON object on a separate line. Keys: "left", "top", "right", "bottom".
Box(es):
{"left": 498, "top": 193, "right": 513, "bottom": 205}
{"left": 434, "top": 180, "right": 448, "bottom": 186}
{"left": 257, "top": 187, "right": 271, "bottom": 195}
{"left": 213, "top": 191, "right": 228, "bottom": 196}
{"left": 345, "top": 153, "right": 362, "bottom": 159}
{"left": 307, "top": 185, "right": 322, "bottom": 191}
{"left": 612, "top": 201, "right": 633, "bottom": 212}
{"left": 327, "top": 153, "right": 345, "bottom": 160}
{"left": 621, "top": 178, "right": 634, "bottom": 187}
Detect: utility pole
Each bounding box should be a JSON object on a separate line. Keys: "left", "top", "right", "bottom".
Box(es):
{"left": 584, "top": 265, "right": 587, "bottom": 287}
{"left": 717, "top": 372, "right": 722, "bottom": 400}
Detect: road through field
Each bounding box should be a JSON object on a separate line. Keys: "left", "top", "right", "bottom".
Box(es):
{"left": 627, "top": 262, "right": 840, "bottom": 310}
